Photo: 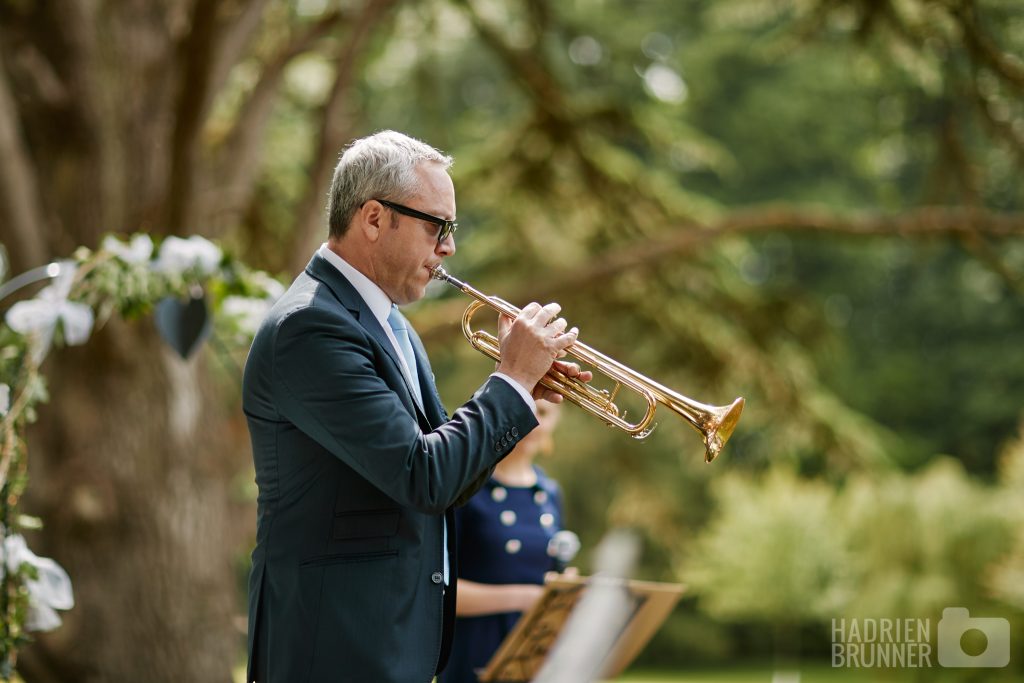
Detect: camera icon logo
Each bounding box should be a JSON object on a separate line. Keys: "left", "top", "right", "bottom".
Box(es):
{"left": 937, "top": 607, "right": 1010, "bottom": 668}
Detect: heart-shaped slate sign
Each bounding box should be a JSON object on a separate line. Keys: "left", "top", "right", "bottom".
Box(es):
{"left": 154, "top": 294, "right": 211, "bottom": 358}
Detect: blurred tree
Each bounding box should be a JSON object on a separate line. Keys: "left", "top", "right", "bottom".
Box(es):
{"left": 840, "top": 458, "right": 1014, "bottom": 619}
{"left": 683, "top": 458, "right": 1017, "bottom": 665}
{"left": 0, "top": 1, "right": 398, "bottom": 680}
{"left": 682, "top": 468, "right": 853, "bottom": 661}
{"left": 988, "top": 426, "right": 1024, "bottom": 610}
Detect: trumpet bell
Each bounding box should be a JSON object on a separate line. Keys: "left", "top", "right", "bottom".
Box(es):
{"left": 694, "top": 397, "right": 745, "bottom": 463}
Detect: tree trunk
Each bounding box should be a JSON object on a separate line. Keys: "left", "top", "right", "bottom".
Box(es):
{"left": 1, "top": 2, "right": 259, "bottom": 679}
{"left": 20, "top": 323, "right": 248, "bottom": 682}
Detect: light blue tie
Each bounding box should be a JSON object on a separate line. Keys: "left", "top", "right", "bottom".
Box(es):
{"left": 387, "top": 305, "right": 423, "bottom": 407}
{"left": 387, "top": 305, "right": 448, "bottom": 583}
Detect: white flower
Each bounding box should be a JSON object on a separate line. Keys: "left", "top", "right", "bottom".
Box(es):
{"left": 102, "top": 233, "right": 154, "bottom": 264}
{"left": 153, "top": 236, "right": 222, "bottom": 277}
{"left": 5, "top": 261, "right": 94, "bottom": 362}
{"left": 251, "top": 272, "right": 286, "bottom": 301}
{"left": 0, "top": 383, "right": 8, "bottom": 417}
{"left": 1, "top": 534, "right": 74, "bottom": 632}
{"left": 218, "top": 272, "right": 283, "bottom": 336}
{"left": 221, "top": 296, "right": 272, "bottom": 336}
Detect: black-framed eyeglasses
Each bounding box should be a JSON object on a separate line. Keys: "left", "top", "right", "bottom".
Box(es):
{"left": 375, "top": 199, "right": 458, "bottom": 244}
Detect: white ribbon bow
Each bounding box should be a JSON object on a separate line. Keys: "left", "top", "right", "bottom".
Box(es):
{"left": 1, "top": 534, "right": 74, "bottom": 632}
{"left": 5, "top": 261, "right": 94, "bottom": 363}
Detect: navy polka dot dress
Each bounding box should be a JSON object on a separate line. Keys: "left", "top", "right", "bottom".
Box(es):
{"left": 439, "top": 466, "right": 562, "bottom": 683}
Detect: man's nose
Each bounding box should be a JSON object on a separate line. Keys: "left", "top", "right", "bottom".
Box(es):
{"left": 436, "top": 233, "right": 456, "bottom": 257}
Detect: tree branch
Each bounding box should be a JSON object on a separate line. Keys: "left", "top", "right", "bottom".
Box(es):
{"left": 205, "top": 9, "right": 346, "bottom": 232}
{"left": 167, "top": 0, "right": 224, "bottom": 233}
{"left": 0, "top": 50, "right": 49, "bottom": 270}
{"left": 287, "top": 0, "right": 401, "bottom": 273}
{"left": 531, "top": 206, "right": 1024, "bottom": 298}
{"left": 7, "top": 43, "right": 69, "bottom": 109}
{"left": 956, "top": 2, "right": 1024, "bottom": 92}
{"left": 455, "top": 0, "right": 567, "bottom": 118}
{"left": 413, "top": 206, "right": 1024, "bottom": 341}
{"left": 207, "top": 0, "right": 273, "bottom": 104}
{"left": 969, "top": 68, "right": 1024, "bottom": 169}
{"left": 39, "top": 1, "right": 128, "bottom": 246}
{"left": 168, "top": 0, "right": 275, "bottom": 234}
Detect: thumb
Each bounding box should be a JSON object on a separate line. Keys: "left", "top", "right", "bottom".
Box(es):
{"left": 498, "top": 312, "right": 514, "bottom": 338}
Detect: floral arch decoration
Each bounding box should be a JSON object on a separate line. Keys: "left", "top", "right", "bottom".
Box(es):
{"left": 0, "top": 233, "right": 281, "bottom": 676}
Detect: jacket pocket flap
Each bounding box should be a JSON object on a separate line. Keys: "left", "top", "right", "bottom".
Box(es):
{"left": 332, "top": 509, "right": 399, "bottom": 540}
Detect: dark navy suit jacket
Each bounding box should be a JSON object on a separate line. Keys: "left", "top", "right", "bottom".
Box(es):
{"left": 242, "top": 253, "right": 538, "bottom": 682}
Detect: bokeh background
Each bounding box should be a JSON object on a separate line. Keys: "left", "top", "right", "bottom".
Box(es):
{"left": 1, "top": 0, "right": 1023, "bottom": 681}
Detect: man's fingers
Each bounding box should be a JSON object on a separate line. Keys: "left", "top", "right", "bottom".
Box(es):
{"left": 511, "top": 302, "right": 566, "bottom": 333}
{"left": 533, "top": 302, "right": 561, "bottom": 325}
{"left": 550, "top": 361, "right": 593, "bottom": 385}
{"left": 539, "top": 389, "right": 565, "bottom": 404}
{"left": 517, "top": 301, "right": 547, "bottom": 323}
{"left": 553, "top": 360, "right": 587, "bottom": 378}
{"left": 552, "top": 327, "right": 579, "bottom": 351}
{"left": 515, "top": 302, "right": 543, "bottom": 324}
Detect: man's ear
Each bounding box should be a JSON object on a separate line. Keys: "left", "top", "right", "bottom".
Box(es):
{"left": 360, "top": 201, "right": 386, "bottom": 242}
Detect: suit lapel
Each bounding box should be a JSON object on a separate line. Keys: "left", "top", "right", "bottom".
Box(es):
{"left": 305, "top": 254, "right": 431, "bottom": 425}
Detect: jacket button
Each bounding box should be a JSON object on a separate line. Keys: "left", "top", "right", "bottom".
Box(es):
{"left": 431, "top": 572, "right": 443, "bottom": 584}
{"left": 511, "top": 427, "right": 519, "bottom": 437}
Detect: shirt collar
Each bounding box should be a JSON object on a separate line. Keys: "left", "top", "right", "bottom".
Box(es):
{"left": 317, "top": 243, "right": 393, "bottom": 327}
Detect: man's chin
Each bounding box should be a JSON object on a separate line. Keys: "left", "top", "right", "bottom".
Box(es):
{"left": 400, "top": 286, "right": 427, "bottom": 305}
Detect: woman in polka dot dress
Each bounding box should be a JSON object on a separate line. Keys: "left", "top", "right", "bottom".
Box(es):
{"left": 439, "top": 401, "right": 567, "bottom": 683}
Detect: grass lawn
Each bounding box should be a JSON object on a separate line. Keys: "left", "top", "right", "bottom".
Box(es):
{"left": 233, "top": 661, "right": 1021, "bottom": 682}
{"left": 618, "top": 662, "right": 1021, "bottom": 682}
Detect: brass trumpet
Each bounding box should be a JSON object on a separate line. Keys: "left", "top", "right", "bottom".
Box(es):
{"left": 430, "top": 267, "right": 745, "bottom": 463}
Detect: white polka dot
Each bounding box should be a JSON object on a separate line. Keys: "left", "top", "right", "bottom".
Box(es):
{"left": 505, "top": 539, "right": 522, "bottom": 554}
{"left": 491, "top": 487, "right": 507, "bottom": 502}
{"left": 533, "top": 490, "right": 548, "bottom": 505}
{"left": 500, "top": 510, "right": 517, "bottom": 526}
{"left": 540, "top": 513, "right": 555, "bottom": 528}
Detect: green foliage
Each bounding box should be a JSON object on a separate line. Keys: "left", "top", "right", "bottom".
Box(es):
{"left": 391, "top": 1, "right": 1024, "bottom": 665}
{"left": 840, "top": 458, "right": 1014, "bottom": 619}
{"left": 680, "top": 456, "right": 1020, "bottom": 661}
{"left": 683, "top": 468, "right": 853, "bottom": 623}
{"left": 782, "top": 239, "right": 1024, "bottom": 475}
{"left": 988, "top": 432, "right": 1024, "bottom": 609}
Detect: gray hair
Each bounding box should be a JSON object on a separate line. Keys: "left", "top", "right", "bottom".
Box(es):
{"left": 326, "top": 130, "right": 453, "bottom": 238}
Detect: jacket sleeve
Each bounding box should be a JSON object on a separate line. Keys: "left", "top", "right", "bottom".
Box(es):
{"left": 271, "top": 304, "right": 538, "bottom": 514}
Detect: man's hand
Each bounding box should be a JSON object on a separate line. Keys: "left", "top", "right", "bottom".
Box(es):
{"left": 533, "top": 360, "right": 593, "bottom": 404}
{"left": 495, "top": 303, "right": 593, "bottom": 402}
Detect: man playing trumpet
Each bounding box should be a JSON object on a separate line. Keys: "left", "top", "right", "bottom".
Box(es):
{"left": 242, "top": 130, "right": 590, "bottom": 682}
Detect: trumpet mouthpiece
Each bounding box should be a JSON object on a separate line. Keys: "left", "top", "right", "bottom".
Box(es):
{"left": 429, "top": 265, "right": 449, "bottom": 281}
